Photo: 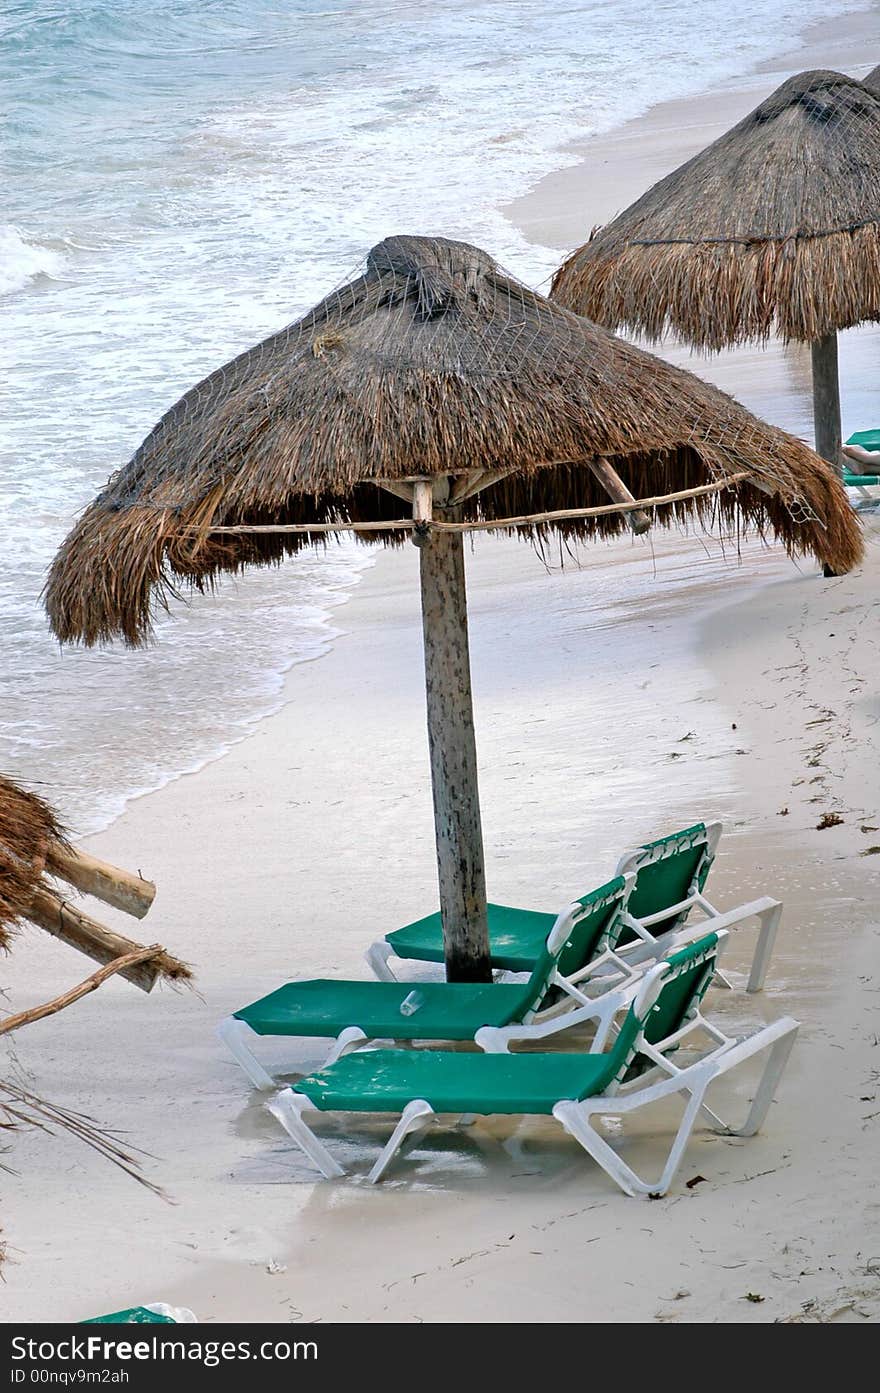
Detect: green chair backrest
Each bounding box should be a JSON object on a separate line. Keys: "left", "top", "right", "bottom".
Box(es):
{"left": 577, "top": 931, "right": 720, "bottom": 1097}
{"left": 617, "top": 822, "right": 718, "bottom": 941}
{"left": 846, "top": 429, "right": 880, "bottom": 452}
{"left": 517, "top": 874, "right": 632, "bottom": 1017}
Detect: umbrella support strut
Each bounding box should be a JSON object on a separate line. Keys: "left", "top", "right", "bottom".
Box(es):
{"left": 415, "top": 482, "right": 491, "bottom": 983}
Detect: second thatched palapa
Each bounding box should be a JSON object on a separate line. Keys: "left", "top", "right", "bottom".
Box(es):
{"left": 47, "top": 235, "right": 861, "bottom": 979}
{"left": 551, "top": 70, "right": 880, "bottom": 474}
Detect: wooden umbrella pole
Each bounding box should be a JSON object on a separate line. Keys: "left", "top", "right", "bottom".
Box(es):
{"left": 416, "top": 482, "right": 491, "bottom": 983}
{"left": 811, "top": 333, "right": 843, "bottom": 477}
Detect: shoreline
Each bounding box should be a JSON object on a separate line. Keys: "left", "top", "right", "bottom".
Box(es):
{"left": 18, "top": 1, "right": 878, "bottom": 855}
{"left": 506, "top": 6, "right": 880, "bottom": 257}
{"left": 4, "top": 6, "right": 880, "bottom": 1324}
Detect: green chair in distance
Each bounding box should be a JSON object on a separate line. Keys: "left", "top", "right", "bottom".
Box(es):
{"left": 81, "top": 1304, "right": 196, "bottom": 1324}
{"left": 842, "top": 430, "right": 880, "bottom": 510}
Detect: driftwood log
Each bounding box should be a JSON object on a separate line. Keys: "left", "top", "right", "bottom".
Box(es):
{"left": 46, "top": 844, "right": 155, "bottom": 919}
{"left": 26, "top": 887, "right": 189, "bottom": 992}
{"left": 0, "top": 946, "right": 163, "bottom": 1036}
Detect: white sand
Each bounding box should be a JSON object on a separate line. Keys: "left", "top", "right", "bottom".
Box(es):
{"left": 4, "top": 11, "right": 880, "bottom": 1324}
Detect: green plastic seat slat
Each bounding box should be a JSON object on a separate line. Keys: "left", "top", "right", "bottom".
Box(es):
{"left": 385, "top": 902, "right": 556, "bottom": 971}
{"left": 295, "top": 1048, "right": 607, "bottom": 1114}
{"left": 235, "top": 980, "right": 534, "bottom": 1039}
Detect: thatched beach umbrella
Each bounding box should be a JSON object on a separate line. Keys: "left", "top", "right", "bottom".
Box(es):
{"left": 551, "top": 71, "right": 880, "bottom": 476}
{"left": 0, "top": 776, "right": 67, "bottom": 952}
{"left": 0, "top": 772, "right": 189, "bottom": 989}
{"left": 46, "top": 236, "right": 861, "bottom": 980}
{"left": 865, "top": 64, "right": 880, "bottom": 91}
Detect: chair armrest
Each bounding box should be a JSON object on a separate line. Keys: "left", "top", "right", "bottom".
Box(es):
{"left": 475, "top": 992, "right": 627, "bottom": 1054}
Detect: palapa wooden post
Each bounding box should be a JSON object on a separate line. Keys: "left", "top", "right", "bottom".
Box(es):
{"left": 811, "top": 333, "right": 843, "bottom": 477}
{"left": 414, "top": 478, "right": 491, "bottom": 983}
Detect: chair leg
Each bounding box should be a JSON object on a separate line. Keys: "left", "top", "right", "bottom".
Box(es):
{"left": 655, "top": 1081, "right": 712, "bottom": 1193}
{"left": 552, "top": 1101, "right": 643, "bottom": 1197}
{"left": 323, "top": 1027, "right": 368, "bottom": 1066}
{"left": 217, "top": 1017, "right": 276, "bottom": 1090}
{"left": 747, "top": 902, "right": 782, "bottom": 993}
{"left": 554, "top": 1074, "right": 712, "bottom": 1198}
{"left": 723, "top": 1027, "right": 798, "bottom": 1137}
{"left": 266, "top": 1090, "right": 345, "bottom": 1179}
{"left": 368, "top": 1100, "right": 435, "bottom": 1184}
{"left": 364, "top": 941, "right": 399, "bottom": 982}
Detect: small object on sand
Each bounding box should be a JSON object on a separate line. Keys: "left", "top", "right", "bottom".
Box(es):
{"left": 816, "top": 812, "right": 844, "bottom": 830}
{"left": 743, "top": 1292, "right": 765, "bottom": 1304}
{"left": 861, "top": 825, "right": 879, "bottom": 834}
{"left": 266, "top": 1259, "right": 287, "bottom": 1275}
{"left": 860, "top": 847, "right": 880, "bottom": 857}
{"left": 777, "top": 807, "right": 789, "bottom": 816}
{"left": 685, "top": 1174, "right": 707, "bottom": 1189}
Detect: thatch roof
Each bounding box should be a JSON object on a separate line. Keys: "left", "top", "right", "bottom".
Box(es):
{"left": 0, "top": 776, "right": 68, "bottom": 950}
{"left": 865, "top": 64, "right": 880, "bottom": 91}
{"left": 0, "top": 773, "right": 190, "bottom": 983}
{"left": 551, "top": 70, "right": 880, "bottom": 347}
{"left": 46, "top": 235, "right": 861, "bottom": 646}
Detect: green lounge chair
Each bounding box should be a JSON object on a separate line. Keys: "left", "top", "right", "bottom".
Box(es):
{"left": 219, "top": 874, "right": 636, "bottom": 1089}
{"left": 81, "top": 1304, "right": 196, "bottom": 1323}
{"left": 366, "top": 821, "right": 782, "bottom": 995}
{"left": 842, "top": 431, "right": 880, "bottom": 510}
{"left": 267, "top": 930, "right": 799, "bottom": 1195}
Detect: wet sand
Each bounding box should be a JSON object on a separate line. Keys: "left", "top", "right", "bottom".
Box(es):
{"left": 3, "top": 9, "right": 880, "bottom": 1325}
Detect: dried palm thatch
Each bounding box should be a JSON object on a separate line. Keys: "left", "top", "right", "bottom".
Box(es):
{"left": 46, "top": 235, "right": 861, "bottom": 648}
{"left": 0, "top": 776, "right": 67, "bottom": 951}
{"left": 865, "top": 64, "right": 880, "bottom": 91}
{"left": 1, "top": 1079, "right": 163, "bottom": 1195}
{"left": 0, "top": 773, "right": 190, "bottom": 984}
{"left": 551, "top": 70, "right": 880, "bottom": 348}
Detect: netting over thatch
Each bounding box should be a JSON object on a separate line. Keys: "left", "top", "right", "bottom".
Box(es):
{"left": 551, "top": 70, "right": 880, "bottom": 348}
{"left": 46, "top": 235, "right": 861, "bottom": 646}
{"left": 0, "top": 776, "right": 68, "bottom": 951}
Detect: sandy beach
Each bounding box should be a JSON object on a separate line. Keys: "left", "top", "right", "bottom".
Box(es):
{"left": 4, "top": 8, "right": 880, "bottom": 1325}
